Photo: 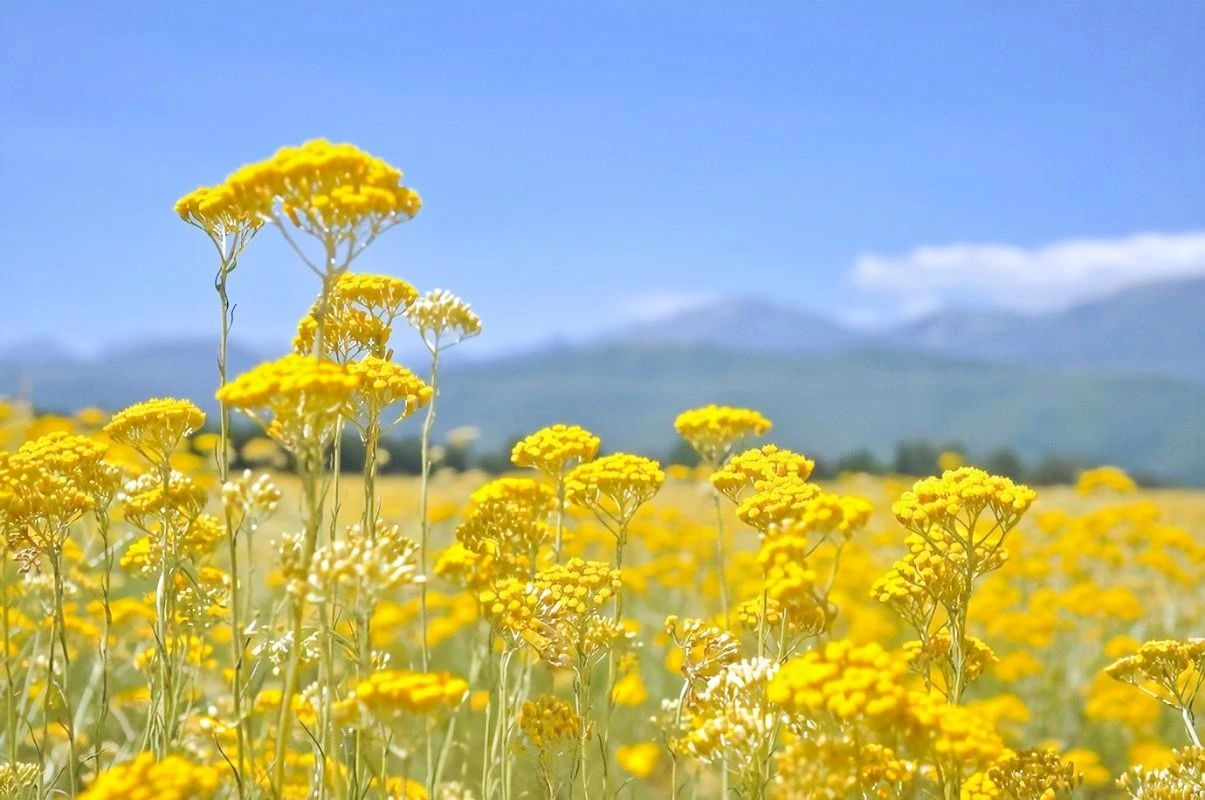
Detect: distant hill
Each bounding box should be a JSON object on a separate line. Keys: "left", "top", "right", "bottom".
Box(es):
{"left": 600, "top": 275, "right": 1205, "bottom": 383}
{"left": 433, "top": 344, "right": 1205, "bottom": 485}
{"left": 4, "top": 277, "right": 1205, "bottom": 483}
{"left": 0, "top": 339, "right": 264, "bottom": 413}
{"left": 602, "top": 297, "right": 856, "bottom": 353}
{"left": 885, "top": 276, "right": 1205, "bottom": 382}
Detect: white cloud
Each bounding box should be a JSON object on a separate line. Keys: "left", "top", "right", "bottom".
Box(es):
{"left": 850, "top": 230, "right": 1205, "bottom": 313}
{"left": 619, "top": 291, "right": 716, "bottom": 321}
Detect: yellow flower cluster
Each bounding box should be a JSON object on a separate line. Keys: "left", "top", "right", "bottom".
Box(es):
{"left": 673, "top": 404, "right": 772, "bottom": 464}
{"left": 710, "top": 444, "right": 814, "bottom": 502}
{"left": 665, "top": 616, "right": 741, "bottom": 686}
{"left": 104, "top": 398, "right": 205, "bottom": 462}
{"left": 175, "top": 182, "right": 262, "bottom": 238}
{"left": 223, "top": 139, "right": 421, "bottom": 241}
{"left": 1076, "top": 465, "right": 1138, "bottom": 495}
{"left": 306, "top": 521, "right": 421, "bottom": 604}
{"left": 774, "top": 734, "right": 912, "bottom": 799}
{"left": 456, "top": 477, "right": 554, "bottom": 572}
{"left": 519, "top": 695, "right": 583, "bottom": 751}
{"left": 78, "top": 752, "right": 222, "bottom": 800}
{"left": 904, "top": 632, "right": 997, "bottom": 693}
{"left": 354, "top": 670, "right": 469, "bottom": 716}
{"left": 217, "top": 354, "right": 361, "bottom": 449}
{"left": 893, "top": 466, "right": 1036, "bottom": 535}
{"left": 973, "top": 749, "right": 1082, "bottom": 799}
{"left": 768, "top": 640, "right": 911, "bottom": 723}
{"left": 1118, "top": 745, "right": 1205, "bottom": 798}
{"left": 510, "top": 423, "right": 601, "bottom": 478}
{"left": 1105, "top": 638, "right": 1205, "bottom": 710}
{"left": 566, "top": 453, "right": 665, "bottom": 530}
{"left": 736, "top": 476, "right": 871, "bottom": 538}
{"left": 346, "top": 356, "right": 432, "bottom": 417}
{"left": 294, "top": 272, "right": 419, "bottom": 359}
{"left": 1, "top": 432, "right": 116, "bottom": 560}
{"left": 480, "top": 559, "right": 624, "bottom": 666}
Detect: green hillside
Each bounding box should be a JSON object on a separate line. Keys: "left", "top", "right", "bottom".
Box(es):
{"left": 436, "top": 344, "right": 1205, "bottom": 484}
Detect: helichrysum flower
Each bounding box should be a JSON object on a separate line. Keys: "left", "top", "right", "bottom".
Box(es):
{"left": 710, "top": 444, "right": 814, "bottom": 503}
{"left": 456, "top": 477, "right": 554, "bottom": 573}
{"left": 223, "top": 139, "right": 421, "bottom": 250}
{"left": 893, "top": 466, "right": 1035, "bottom": 536}
{"left": 220, "top": 469, "right": 282, "bottom": 534}
{"left": 217, "top": 354, "right": 361, "bottom": 451}
{"left": 769, "top": 640, "right": 913, "bottom": 725}
{"left": 673, "top": 404, "right": 772, "bottom": 464}
{"left": 345, "top": 356, "right": 433, "bottom": 423}
{"left": 104, "top": 397, "right": 205, "bottom": 463}
{"left": 78, "top": 752, "right": 223, "bottom": 800}
{"left": 519, "top": 695, "right": 583, "bottom": 751}
{"left": 1076, "top": 465, "right": 1138, "bottom": 495}
{"left": 1, "top": 432, "right": 117, "bottom": 563}
{"left": 678, "top": 657, "right": 782, "bottom": 772}
{"left": 736, "top": 476, "right": 871, "bottom": 539}
{"left": 1118, "top": 746, "right": 1205, "bottom": 798}
{"left": 1105, "top": 638, "right": 1205, "bottom": 712}
{"left": 306, "top": 520, "right": 421, "bottom": 604}
{"left": 664, "top": 616, "right": 741, "bottom": 688}
{"left": 294, "top": 272, "right": 419, "bottom": 358}
{"left": 175, "top": 182, "right": 261, "bottom": 263}
{"left": 977, "top": 748, "right": 1082, "bottom": 799}
{"left": 566, "top": 453, "right": 665, "bottom": 532}
{"left": 480, "top": 559, "right": 625, "bottom": 666}
{"left": 355, "top": 670, "right": 468, "bottom": 716}
{"left": 511, "top": 424, "right": 601, "bottom": 479}
{"left": 407, "top": 289, "right": 483, "bottom": 352}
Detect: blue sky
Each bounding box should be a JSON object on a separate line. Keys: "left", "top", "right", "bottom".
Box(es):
{"left": 2, "top": 2, "right": 1203, "bottom": 355}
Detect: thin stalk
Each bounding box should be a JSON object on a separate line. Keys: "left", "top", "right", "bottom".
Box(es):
{"left": 711, "top": 490, "right": 729, "bottom": 627}
{"left": 419, "top": 347, "right": 440, "bottom": 793}
{"left": 94, "top": 510, "right": 114, "bottom": 774}
{"left": 49, "top": 547, "right": 78, "bottom": 794}
{"left": 2, "top": 554, "right": 17, "bottom": 764}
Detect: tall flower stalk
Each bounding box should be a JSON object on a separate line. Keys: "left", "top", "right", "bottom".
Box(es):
{"left": 176, "top": 181, "right": 260, "bottom": 796}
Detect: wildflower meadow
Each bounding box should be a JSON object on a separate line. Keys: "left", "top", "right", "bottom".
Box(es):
{"left": 1, "top": 140, "right": 1202, "bottom": 800}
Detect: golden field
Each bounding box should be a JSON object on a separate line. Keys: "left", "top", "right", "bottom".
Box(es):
{"left": 0, "top": 140, "right": 1202, "bottom": 800}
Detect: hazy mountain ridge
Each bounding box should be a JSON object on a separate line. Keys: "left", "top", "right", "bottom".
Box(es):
{"left": 3, "top": 276, "right": 1205, "bottom": 482}
{"left": 614, "top": 275, "right": 1205, "bottom": 381}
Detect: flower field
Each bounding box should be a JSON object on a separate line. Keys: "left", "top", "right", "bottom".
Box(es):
{"left": 1, "top": 140, "right": 1202, "bottom": 799}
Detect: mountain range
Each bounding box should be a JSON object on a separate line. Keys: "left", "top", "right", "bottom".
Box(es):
{"left": 3, "top": 275, "right": 1204, "bottom": 482}
{"left": 613, "top": 275, "right": 1205, "bottom": 382}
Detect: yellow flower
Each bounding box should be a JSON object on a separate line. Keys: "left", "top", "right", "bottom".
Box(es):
{"left": 355, "top": 670, "right": 468, "bottom": 716}
{"left": 710, "top": 444, "right": 814, "bottom": 502}
{"left": 1076, "top": 465, "right": 1137, "bottom": 495}
{"left": 611, "top": 670, "right": 649, "bottom": 707}
{"left": 511, "top": 424, "right": 600, "bottom": 479}
{"left": 673, "top": 404, "right": 772, "bottom": 464}
{"left": 104, "top": 398, "right": 205, "bottom": 464}
{"left": 79, "top": 753, "right": 222, "bottom": 800}
{"left": 218, "top": 354, "right": 360, "bottom": 451}
{"left": 518, "top": 695, "right": 583, "bottom": 751}
{"left": 223, "top": 139, "right": 421, "bottom": 246}
{"left": 616, "top": 742, "right": 661, "bottom": 779}
{"left": 566, "top": 453, "right": 665, "bottom": 531}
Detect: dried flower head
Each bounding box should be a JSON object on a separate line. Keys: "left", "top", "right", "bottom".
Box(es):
{"left": 407, "top": 289, "right": 483, "bottom": 352}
